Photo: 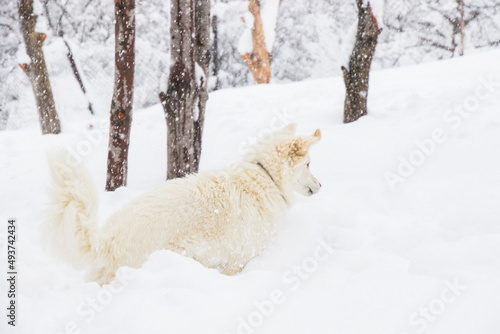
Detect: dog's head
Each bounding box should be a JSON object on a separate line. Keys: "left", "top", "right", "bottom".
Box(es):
{"left": 279, "top": 124, "right": 322, "bottom": 196}
{"left": 247, "top": 123, "right": 322, "bottom": 198}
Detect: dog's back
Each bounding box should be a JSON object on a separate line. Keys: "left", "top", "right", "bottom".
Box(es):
{"left": 92, "top": 162, "right": 287, "bottom": 283}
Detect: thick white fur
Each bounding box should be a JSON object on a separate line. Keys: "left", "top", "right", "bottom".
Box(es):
{"left": 42, "top": 124, "right": 321, "bottom": 284}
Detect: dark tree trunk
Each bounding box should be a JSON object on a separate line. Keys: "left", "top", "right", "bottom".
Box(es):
{"left": 159, "top": 0, "right": 210, "bottom": 180}
{"left": 105, "top": 0, "right": 135, "bottom": 191}
{"left": 63, "top": 39, "right": 95, "bottom": 115}
{"left": 341, "top": 0, "right": 382, "bottom": 124}
{"left": 194, "top": 0, "right": 210, "bottom": 170}
{"left": 18, "top": 0, "right": 61, "bottom": 134}
{"left": 210, "top": 14, "right": 221, "bottom": 90}
{"left": 459, "top": 0, "right": 465, "bottom": 56}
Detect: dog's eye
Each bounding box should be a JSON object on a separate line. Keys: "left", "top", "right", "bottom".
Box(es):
{"left": 307, "top": 163, "right": 310, "bottom": 168}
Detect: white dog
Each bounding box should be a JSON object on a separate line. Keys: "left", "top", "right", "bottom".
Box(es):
{"left": 42, "top": 124, "right": 321, "bottom": 284}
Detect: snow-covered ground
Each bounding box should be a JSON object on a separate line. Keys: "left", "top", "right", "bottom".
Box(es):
{"left": 1, "top": 49, "right": 500, "bottom": 334}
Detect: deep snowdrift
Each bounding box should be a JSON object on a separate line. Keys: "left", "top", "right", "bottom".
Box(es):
{"left": 1, "top": 49, "right": 500, "bottom": 334}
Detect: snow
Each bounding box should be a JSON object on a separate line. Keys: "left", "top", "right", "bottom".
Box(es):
{"left": 195, "top": 61, "right": 206, "bottom": 88}
{"left": 237, "top": 0, "right": 281, "bottom": 55}
{"left": 1, "top": 49, "right": 500, "bottom": 333}
{"left": 260, "top": 0, "right": 281, "bottom": 52}
{"left": 367, "top": 0, "right": 384, "bottom": 28}
{"left": 237, "top": 12, "right": 255, "bottom": 55}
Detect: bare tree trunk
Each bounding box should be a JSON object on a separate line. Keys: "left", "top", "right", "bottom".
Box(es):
{"left": 63, "top": 39, "right": 95, "bottom": 115}
{"left": 18, "top": 0, "right": 61, "bottom": 134}
{"left": 341, "top": 0, "right": 382, "bottom": 124}
{"left": 211, "top": 14, "right": 221, "bottom": 90}
{"left": 105, "top": 0, "right": 135, "bottom": 191}
{"left": 42, "top": 0, "right": 94, "bottom": 115}
{"left": 459, "top": 0, "right": 465, "bottom": 56}
{"left": 240, "top": 0, "right": 271, "bottom": 84}
{"left": 159, "top": 0, "right": 210, "bottom": 180}
{"left": 194, "top": 0, "right": 210, "bottom": 171}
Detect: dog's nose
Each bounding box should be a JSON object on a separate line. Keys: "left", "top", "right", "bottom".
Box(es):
{"left": 319, "top": 182, "right": 322, "bottom": 188}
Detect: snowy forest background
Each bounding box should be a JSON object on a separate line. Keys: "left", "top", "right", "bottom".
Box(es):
{"left": 1, "top": 0, "right": 500, "bottom": 130}
{"left": 2, "top": 1, "right": 500, "bottom": 333}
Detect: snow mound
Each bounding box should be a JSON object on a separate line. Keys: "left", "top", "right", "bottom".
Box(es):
{"left": 1, "top": 50, "right": 500, "bottom": 334}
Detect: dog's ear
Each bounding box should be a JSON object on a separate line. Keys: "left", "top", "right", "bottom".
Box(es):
{"left": 285, "top": 131, "right": 320, "bottom": 161}
{"left": 295, "top": 129, "right": 321, "bottom": 151}
{"left": 299, "top": 129, "right": 321, "bottom": 150}
{"left": 280, "top": 123, "right": 297, "bottom": 136}
{"left": 310, "top": 129, "right": 321, "bottom": 144}
{"left": 278, "top": 127, "right": 321, "bottom": 163}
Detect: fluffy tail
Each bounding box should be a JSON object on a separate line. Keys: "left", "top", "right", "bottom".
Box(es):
{"left": 41, "top": 150, "right": 99, "bottom": 268}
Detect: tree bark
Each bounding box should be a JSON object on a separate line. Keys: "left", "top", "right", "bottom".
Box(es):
{"left": 105, "top": 0, "right": 135, "bottom": 191}
{"left": 194, "top": 0, "right": 210, "bottom": 171}
{"left": 159, "top": 0, "right": 210, "bottom": 180}
{"left": 64, "top": 39, "right": 95, "bottom": 115}
{"left": 341, "top": 0, "right": 382, "bottom": 124}
{"left": 18, "top": 0, "right": 61, "bottom": 134}
{"left": 240, "top": 0, "right": 271, "bottom": 84}
{"left": 210, "top": 14, "right": 221, "bottom": 90}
